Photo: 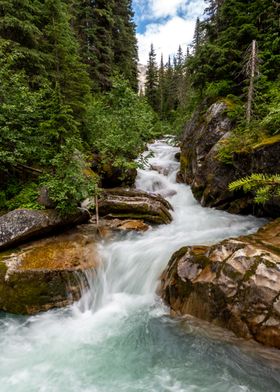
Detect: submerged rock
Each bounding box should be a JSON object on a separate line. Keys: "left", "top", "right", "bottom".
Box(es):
{"left": 0, "top": 208, "right": 90, "bottom": 250}
{"left": 178, "top": 100, "right": 280, "bottom": 217}
{"left": 0, "top": 229, "right": 99, "bottom": 314}
{"left": 97, "top": 188, "right": 173, "bottom": 224}
{"left": 159, "top": 219, "right": 280, "bottom": 349}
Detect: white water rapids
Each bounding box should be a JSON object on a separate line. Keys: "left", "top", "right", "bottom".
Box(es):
{"left": 1, "top": 138, "right": 280, "bottom": 391}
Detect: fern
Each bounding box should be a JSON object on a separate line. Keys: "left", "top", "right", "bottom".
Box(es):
{"left": 229, "top": 173, "right": 280, "bottom": 203}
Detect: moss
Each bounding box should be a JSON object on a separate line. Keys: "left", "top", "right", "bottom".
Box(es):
{"left": 0, "top": 270, "right": 76, "bottom": 314}
{"left": 105, "top": 212, "right": 170, "bottom": 224}
{"left": 180, "top": 154, "right": 189, "bottom": 172}
{"left": 253, "top": 135, "right": 280, "bottom": 150}
{"left": 242, "top": 257, "right": 260, "bottom": 282}
{"left": 167, "top": 246, "right": 190, "bottom": 268}
{"left": 0, "top": 261, "right": 7, "bottom": 274}
{"left": 221, "top": 97, "right": 236, "bottom": 111}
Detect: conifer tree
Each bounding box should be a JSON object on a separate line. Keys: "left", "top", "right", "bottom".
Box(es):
{"left": 71, "top": 0, "right": 114, "bottom": 91}
{"left": 192, "top": 18, "right": 203, "bottom": 53}
{"left": 145, "top": 44, "right": 158, "bottom": 111}
{"left": 0, "top": 0, "right": 45, "bottom": 83}
{"left": 41, "top": 0, "right": 91, "bottom": 122}
{"left": 112, "top": 0, "right": 138, "bottom": 90}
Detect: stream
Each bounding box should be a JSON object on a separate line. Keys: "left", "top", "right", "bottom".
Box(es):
{"left": 0, "top": 138, "right": 280, "bottom": 391}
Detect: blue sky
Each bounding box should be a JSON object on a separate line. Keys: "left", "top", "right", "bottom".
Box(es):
{"left": 132, "top": 0, "right": 206, "bottom": 64}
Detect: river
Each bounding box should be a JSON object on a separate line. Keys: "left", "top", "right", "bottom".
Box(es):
{"left": 0, "top": 138, "right": 279, "bottom": 391}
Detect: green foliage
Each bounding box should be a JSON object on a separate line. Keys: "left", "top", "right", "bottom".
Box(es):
{"left": 42, "top": 139, "right": 98, "bottom": 215}
{"left": 5, "top": 182, "right": 42, "bottom": 211}
{"left": 260, "top": 81, "right": 280, "bottom": 135}
{"left": 86, "top": 78, "right": 159, "bottom": 170}
{"left": 0, "top": 67, "right": 52, "bottom": 169}
{"left": 0, "top": 1, "right": 144, "bottom": 215}
{"left": 71, "top": 0, "right": 138, "bottom": 92}
{"left": 229, "top": 173, "right": 280, "bottom": 203}
{"left": 205, "top": 80, "right": 232, "bottom": 99}
{"left": 145, "top": 44, "right": 159, "bottom": 111}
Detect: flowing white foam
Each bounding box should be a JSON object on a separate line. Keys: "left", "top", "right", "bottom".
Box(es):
{"left": 83, "top": 138, "right": 264, "bottom": 310}
{"left": 0, "top": 138, "right": 275, "bottom": 392}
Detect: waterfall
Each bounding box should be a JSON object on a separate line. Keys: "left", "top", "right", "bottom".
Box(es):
{"left": 0, "top": 138, "right": 279, "bottom": 392}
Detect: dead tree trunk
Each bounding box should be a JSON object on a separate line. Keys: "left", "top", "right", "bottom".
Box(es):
{"left": 246, "top": 40, "right": 257, "bottom": 126}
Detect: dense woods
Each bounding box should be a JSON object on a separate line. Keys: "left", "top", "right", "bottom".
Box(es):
{"left": 0, "top": 0, "right": 160, "bottom": 214}
{"left": 1, "top": 0, "right": 280, "bottom": 214}
{"left": 144, "top": 0, "right": 280, "bottom": 202}
{"left": 146, "top": 0, "right": 280, "bottom": 140}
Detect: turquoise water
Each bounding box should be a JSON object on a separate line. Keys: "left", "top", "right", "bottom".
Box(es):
{"left": 0, "top": 139, "right": 279, "bottom": 392}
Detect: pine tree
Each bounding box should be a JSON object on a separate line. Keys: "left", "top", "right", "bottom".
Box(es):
{"left": 145, "top": 44, "right": 158, "bottom": 111}
{"left": 192, "top": 18, "right": 203, "bottom": 53}
{"left": 112, "top": 0, "right": 138, "bottom": 90}
{"left": 0, "top": 0, "right": 45, "bottom": 84}
{"left": 71, "top": 0, "right": 114, "bottom": 91}
{"left": 41, "top": 0, "right": 91, "bottom": 122}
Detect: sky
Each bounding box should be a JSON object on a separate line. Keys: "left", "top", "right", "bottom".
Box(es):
{"left": 132, "top": 0, "right": 206, "bottom": 64}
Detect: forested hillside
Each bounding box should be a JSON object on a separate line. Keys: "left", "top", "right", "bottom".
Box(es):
{"left": 145, "top": 0, "right": 280, "bottom": 205}
{"left": 0, "top": 0, "right": 159, "bottom": 214}
{"left": 147, "top": 0, "right": 279, "bottom": 127}
{"left": 1, "top": 0, "right": 279, "bottom": 216}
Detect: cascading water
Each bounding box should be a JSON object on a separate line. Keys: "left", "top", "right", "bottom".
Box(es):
{"left": 0, "top": 138, "right": 280, "bottom": 392}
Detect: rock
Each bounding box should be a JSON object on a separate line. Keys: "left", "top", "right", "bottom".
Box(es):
{"left": 150, "top": 164, "right": 169, "bottom": 176}
{"left": 178, "top": 100, "right": 280, "bottom": 217}
{"left": 37, "top": 186, "right": 55, "bottom": 208}
{"left": 0, "top": 209, "right": 90, "bottom": 250}
{"left": 174, "top": 152, "right": 181, "bottom": 162}
{"left": 0, "top": 228, "right": 99, "bottom": 314}
{"left": 159, "top": 219, "right": 280, "bottom": 349}
{"left": 97, "top": 188, "right": 173, "bottom": 225}
{"left": 116, "top": 219, "right": 149, "bottom": 232}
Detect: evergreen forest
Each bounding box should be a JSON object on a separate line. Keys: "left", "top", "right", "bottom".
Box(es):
{"left": 0, "top": 0, "right": 160, "bottom": 214}
{"left": 1, "top": 0, "right": 280, "bottom": 214}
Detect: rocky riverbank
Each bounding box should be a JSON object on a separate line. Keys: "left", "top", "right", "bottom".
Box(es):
{"left": 160, "top": 218, "right": 280, "bottom": 349}
{"left": 177, "top": 101, "right": 280, "bottom": 217}
{"left": 0, "top": 187, "right": 173, "bottom": 314}
{"left": 0, "top": 227, "right": 99, "bottom": 314}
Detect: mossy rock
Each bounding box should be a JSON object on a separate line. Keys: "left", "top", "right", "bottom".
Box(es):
{"left": 160, "top": 219, "right": 280, "bottom": 349}
{"left": 0, "top": 229, "right": 100, "bottom": 314}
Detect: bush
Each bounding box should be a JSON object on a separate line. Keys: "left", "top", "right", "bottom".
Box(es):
{"left": 42, "top": 139, "right": 99, "bottom": 215}
{"left": 86, "top": 78, "right": 160, "bottom": 171}
{"left": 6, "top": 182, "right": 42, "bottom": 211}
{"left": 229, "top": 173, "right": 280, "bottom": 203}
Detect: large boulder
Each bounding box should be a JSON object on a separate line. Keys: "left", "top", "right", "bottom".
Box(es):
{"left": 178, "top": 101, "right": 280, "bottom": 217}
{"left": 0, "top": 228, "right": 99, "bottom": 314}
{"left": 159, "top": 219, "right": 280, "bottom": 349}
{"left": 97, "top": 188, "right": 173, "bottom": 224}
{"left": 0, "top": 208, "right": 90, "bottom": 250}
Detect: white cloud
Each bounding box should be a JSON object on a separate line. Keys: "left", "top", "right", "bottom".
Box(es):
{"left": 183, "top": 0, "right": 206, "bottom": 18}
{"left": 151, "top": 0, "right": 186, "bottom": 18}
{"left": 137, "top": 16, "right": 195, "bottom": 64}
{"left": 136, "top": 0, "right": 205, "bottom": 64}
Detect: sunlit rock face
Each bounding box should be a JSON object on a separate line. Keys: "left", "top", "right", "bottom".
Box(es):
{"left": 137, "top": 63, "right": 147, "bottom": 94}
{"left": 0, "top": 229, "right": 99, "bottom": 314}
{"left": 178, "top": 101, "right": 280, "bottom": 217}
{"left": 160, "top": 219, "right": 280, "bottom": 349}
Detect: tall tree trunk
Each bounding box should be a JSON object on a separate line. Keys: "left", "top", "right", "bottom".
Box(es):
{"left": 246, "top": 40, "right": 257, "bottom": 125}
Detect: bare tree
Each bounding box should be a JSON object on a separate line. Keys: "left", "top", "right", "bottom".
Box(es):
{"left": 245, "top": 40, "right": 259, "bottom": 125}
